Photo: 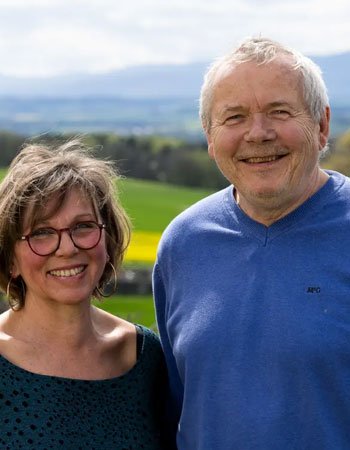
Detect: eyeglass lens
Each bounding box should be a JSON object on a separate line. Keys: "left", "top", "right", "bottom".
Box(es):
{"left": 27, "top": 222, "right": 103, "bottom": 256}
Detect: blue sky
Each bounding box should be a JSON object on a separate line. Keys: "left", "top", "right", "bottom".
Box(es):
{"left": 0, "top": 0, "right": 349, "bottom": 77}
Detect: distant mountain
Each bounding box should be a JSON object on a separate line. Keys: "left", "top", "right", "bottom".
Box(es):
{"left": 310, "top": 53, "right": 350, "bottom": 106}
{"left": 0, "top": 62, "right": 208, "bottom": 99}
{"left": 0, "top": 52, "right": 349, "bottom": 105}
{"left": 0, "top": 53, "right": 349, "bottom": 138}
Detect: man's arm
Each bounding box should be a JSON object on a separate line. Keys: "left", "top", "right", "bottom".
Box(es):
{"left": 153, "top": 261, "right": 183, "bottom": 442}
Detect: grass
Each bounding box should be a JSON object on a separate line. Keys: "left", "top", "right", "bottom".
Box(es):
{"left": 118, "top": 178, "right": 213, "bottom": 232}
{"left": 94, "top": 294, "right": 157, "bottom": 330}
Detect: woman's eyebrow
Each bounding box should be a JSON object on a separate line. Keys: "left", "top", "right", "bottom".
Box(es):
{"left": 31, "top": 213, "right": 96, "bottom": 228}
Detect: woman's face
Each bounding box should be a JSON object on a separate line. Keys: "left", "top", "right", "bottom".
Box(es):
{"left": 12, "top": 187, "right": 108, "bottom": 308}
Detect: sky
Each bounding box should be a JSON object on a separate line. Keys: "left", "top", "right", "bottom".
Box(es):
{"left": 0, "top": 0, "right": 349, "bottom": 78}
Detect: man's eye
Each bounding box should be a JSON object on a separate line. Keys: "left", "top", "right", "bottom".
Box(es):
{"left": 225, "top": 114, "right": 244, "bottom": 123}
{"left": 271, "top": 110, "right": 290, "bottom": 117}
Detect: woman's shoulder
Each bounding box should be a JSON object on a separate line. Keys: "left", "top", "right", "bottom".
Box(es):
{"left": 135, "top": 325, "right": 164, "bottom": 370}
{"left": 92, "top": 305, "right": 136, "bottom": 337}
{"left": 92, "top": 307, "right": 161, "bottom": 351}
{"left": 136, "top": 324, "right": 161, "bottom": 346}
{"left": 0, "top": 311, "right": 25, "bottom": 368}
{"left": 0, "top": 310, "right": 12, "bottom": 349}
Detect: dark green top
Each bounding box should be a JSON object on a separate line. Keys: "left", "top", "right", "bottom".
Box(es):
{"left": 0, "top": 325, "right": 169, "bottom": 450}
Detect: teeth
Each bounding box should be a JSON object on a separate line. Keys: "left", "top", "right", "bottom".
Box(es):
{"left": 49, "top": 266, "right": 85, "bottom": 277}
{"left": 245, "top": 155, "right": 280, "bottom": 163}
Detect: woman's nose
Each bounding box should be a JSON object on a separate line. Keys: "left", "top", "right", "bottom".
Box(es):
{"left": 55, "top": 230, "right": 78, "bottom": 255}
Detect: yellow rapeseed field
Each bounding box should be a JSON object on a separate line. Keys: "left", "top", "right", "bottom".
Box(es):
{"left": 124, "top": 231, "right": 162, "bottom": 263}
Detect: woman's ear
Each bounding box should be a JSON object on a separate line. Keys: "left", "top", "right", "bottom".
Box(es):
{"left": 10, "top": 258, "right": 20, "bottom": 279}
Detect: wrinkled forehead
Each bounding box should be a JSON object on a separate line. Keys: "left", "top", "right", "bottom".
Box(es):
{"left": 21, "top": 187, "right": 98, "bottom": 232}
{"left": 210, "top": 57, "right": 304, "bottom": 115}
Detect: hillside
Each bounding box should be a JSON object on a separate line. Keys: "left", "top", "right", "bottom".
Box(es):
{"left": 1, "top": 53, "right": 349, "bottom": 138}
{"left": 1, "top": 53, "right": 349, "bottom": 104}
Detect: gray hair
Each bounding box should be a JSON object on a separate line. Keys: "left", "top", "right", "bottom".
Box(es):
{"left": 199, "top": 36, "right": 329, "bottom": 132}
{"left": 0, "top": 138, "right": 131, "bottom": 309}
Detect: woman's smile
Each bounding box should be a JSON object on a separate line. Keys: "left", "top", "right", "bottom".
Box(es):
{"left": 48, "top": 265, "right": 86, "bottom": 278}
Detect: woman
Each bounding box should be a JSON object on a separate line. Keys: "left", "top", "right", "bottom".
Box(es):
{"left": 0, "top": 139, "right": 172, "bottom": 449}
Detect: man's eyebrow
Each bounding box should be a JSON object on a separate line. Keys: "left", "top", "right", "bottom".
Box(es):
{"left": 267, "top": 101, "right": 292, "bottom": 108}
{"left": 219, "top": 105, "right": 245, "bottom": 115}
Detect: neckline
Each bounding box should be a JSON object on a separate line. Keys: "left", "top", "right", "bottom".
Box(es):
{"left": 223, "top": 170, "right": 344, "bottom": 243}
{"left": 0, "top": 324, "right": 147, "bottom": 384}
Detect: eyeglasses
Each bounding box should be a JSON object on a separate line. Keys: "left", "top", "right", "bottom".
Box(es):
{"left": 19, "top": 221, "right": 106, "bottom": 256}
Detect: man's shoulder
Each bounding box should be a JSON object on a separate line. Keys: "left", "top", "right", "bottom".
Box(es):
{"left": 165, "top": 185, "right": 231, "bottom": 231}
{"left": 325, "top": 170, "right": 350, "bottom": 202}
{"left": 157, "top": 185, "right": 232, "bottom": 253}
{"left": 327, "top": 170, "right": 350, "bottom": 188}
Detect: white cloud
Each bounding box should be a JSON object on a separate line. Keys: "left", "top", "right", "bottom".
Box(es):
{"left": 0, "top": 0, "right": 349, "bottom": 76}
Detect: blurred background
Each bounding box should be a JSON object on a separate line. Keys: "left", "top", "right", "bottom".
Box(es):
{"left": 0, "top": 0, "right": 349, "bottom": 327}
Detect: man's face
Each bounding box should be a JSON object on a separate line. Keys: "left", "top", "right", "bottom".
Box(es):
{"left": 206, "top": 58, "right": 329, "bottom": 223}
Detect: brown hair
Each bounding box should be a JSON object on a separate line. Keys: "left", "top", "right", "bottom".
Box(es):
{"left": 0, "top": 138, "right": 131, "bottom": 309}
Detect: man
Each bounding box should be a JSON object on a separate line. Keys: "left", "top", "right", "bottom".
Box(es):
{"left": 153, "top": 37, "right": 350, "bottom": 449}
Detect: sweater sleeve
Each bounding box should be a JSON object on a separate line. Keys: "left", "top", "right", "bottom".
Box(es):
{"left": 152, "top": 261, "right": 183, "bottom": 443}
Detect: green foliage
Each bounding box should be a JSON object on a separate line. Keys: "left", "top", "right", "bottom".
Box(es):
{"left": 0, "top": 131, "right": 25, "bottom": 166}
{"left": 0, "top": 131, "right": 227, "bottom": 190}
{"left": 322, "top": 130, "right": 350, "bottom": 175}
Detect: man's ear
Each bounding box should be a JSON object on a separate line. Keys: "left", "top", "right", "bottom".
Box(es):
{"left": 204, "top": 128, "right": 215, "bottom": 160}
{"left": 319, "top": 106, "right": 330, "bottom": 150}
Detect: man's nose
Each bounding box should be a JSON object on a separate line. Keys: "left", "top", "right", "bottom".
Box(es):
{"left": 244, "top": 113, "right": 276, "bottom": 143}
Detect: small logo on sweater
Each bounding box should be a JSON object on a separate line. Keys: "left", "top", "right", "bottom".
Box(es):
{"left": 306, "top": 286, "right": 321, "bottom": 294}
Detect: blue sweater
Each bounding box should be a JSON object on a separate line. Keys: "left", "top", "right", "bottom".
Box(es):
{"left": 153, "top": 170, "right": 350, "bottom": 450}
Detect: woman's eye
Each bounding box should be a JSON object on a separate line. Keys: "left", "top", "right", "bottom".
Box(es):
{"left": 75, "top": 221, "right": 96, "bottom": 230}
{"left": 31, "top": 228, "right": 56, "bottom": 239}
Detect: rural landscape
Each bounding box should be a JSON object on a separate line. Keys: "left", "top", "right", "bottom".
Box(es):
{"left": 1, "top": 53, "right": 350, "bottom": 328}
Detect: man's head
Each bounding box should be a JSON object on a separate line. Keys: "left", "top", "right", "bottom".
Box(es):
{"left": 200, "top": 37, "right": 330, "bottom": 225}
{"left": 200, "top": 37, "right": 329, "bottom": 135}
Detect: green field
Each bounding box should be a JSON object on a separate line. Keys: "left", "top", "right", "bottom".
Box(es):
{"left": 118, "top": 177, "right": 213, "bottom": 232}
{"left": 94, "top": 294, "right": 157, "bottom": 330}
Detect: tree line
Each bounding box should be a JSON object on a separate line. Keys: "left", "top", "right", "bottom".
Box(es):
{"left": 1, "top": 130, "right": 350, "bottom": 188}
{"left": 0, "top": 131, "right": 227, "bottom": 190}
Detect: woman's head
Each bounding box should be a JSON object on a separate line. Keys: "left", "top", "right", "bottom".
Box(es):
{"left": 0, "top": 138, "right": 130, "bottom": 309}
